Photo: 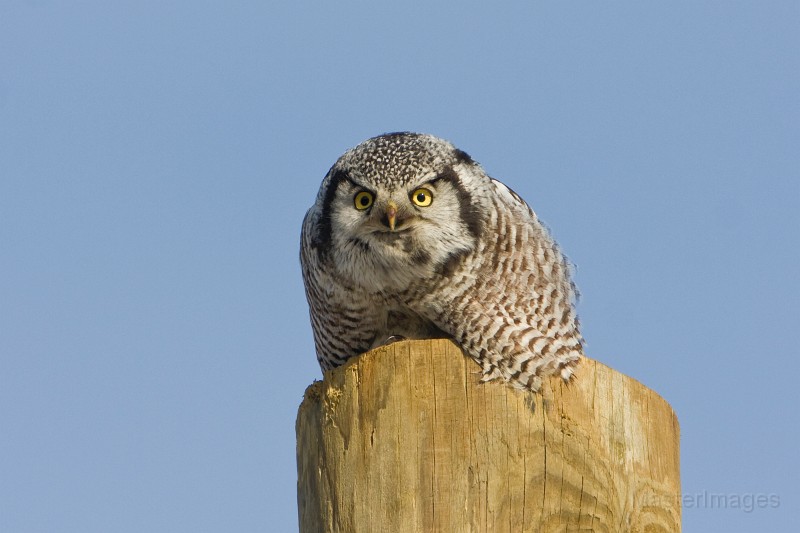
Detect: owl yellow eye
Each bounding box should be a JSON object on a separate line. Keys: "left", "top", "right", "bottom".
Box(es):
{"left": 411, "top": 187, "right": 433, "bottom": 207}
{"left": 354, "top": 191, "right": 374, "bottom": 210}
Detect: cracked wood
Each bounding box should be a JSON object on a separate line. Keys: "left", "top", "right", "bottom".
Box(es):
{"left": 296, "top": 339, "right": 681, "bottom": 532}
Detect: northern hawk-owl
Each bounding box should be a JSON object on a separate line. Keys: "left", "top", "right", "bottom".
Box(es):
{"left": 300, "top": 133, "right": 583, "bottom": 391}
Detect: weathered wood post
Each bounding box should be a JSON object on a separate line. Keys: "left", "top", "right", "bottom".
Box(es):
{"left": 296, "top": 339, "right": 680, "bottom": 532}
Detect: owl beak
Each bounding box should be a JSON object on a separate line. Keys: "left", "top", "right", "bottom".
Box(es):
{"left": 385, "top": 201, "right": 398, "bottom": 231}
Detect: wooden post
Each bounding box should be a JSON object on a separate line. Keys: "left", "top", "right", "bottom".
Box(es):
{"left": 296, "top": 339, "right": 681, "bottom": 532}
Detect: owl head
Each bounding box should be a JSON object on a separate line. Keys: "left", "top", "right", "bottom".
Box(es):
{"left": 310, "top": 133, "right": 490, "bottom": 292}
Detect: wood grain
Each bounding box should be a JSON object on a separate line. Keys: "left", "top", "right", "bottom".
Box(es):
{"left": 296, "top": 339, "right": 680, "bottom": 532}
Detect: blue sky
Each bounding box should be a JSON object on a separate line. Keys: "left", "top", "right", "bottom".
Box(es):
{"left": 1, "top": 1, "right": 797, "bottom": 531}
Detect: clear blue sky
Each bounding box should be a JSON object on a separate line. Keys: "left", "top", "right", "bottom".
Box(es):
{"left": 1, "top": 1, "right": 797, "bottom": 531}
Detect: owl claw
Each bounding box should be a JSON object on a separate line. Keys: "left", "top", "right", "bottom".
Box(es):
{"left": 381, "top": 335, "right": 406, "bottom": 346}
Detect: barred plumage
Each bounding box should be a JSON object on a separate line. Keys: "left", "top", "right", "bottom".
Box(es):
{"left": 300, "top": 132, "right": 583, "bottom": 391}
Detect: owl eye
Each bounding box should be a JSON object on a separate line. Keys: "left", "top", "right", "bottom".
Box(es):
{"left": 410, "top": 188, "right": 433, "bottom": 207}
{"left": 354, "top": 191, "right": 374, "bottom": 210}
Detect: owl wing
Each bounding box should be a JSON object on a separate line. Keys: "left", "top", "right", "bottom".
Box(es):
{"left": 489, "top": 178, "right": 535, "bottom": 218}
{"left": 428, "top": 178, "right": 583, "bottom": 391}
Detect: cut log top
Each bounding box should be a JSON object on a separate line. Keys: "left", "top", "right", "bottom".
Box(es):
{"left": 296, "top": 339, "right": 681, "bottom": 533}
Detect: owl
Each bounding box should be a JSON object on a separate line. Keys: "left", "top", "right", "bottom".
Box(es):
{"left": 300, "top": 132, "right": 583, "bottom": 392}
